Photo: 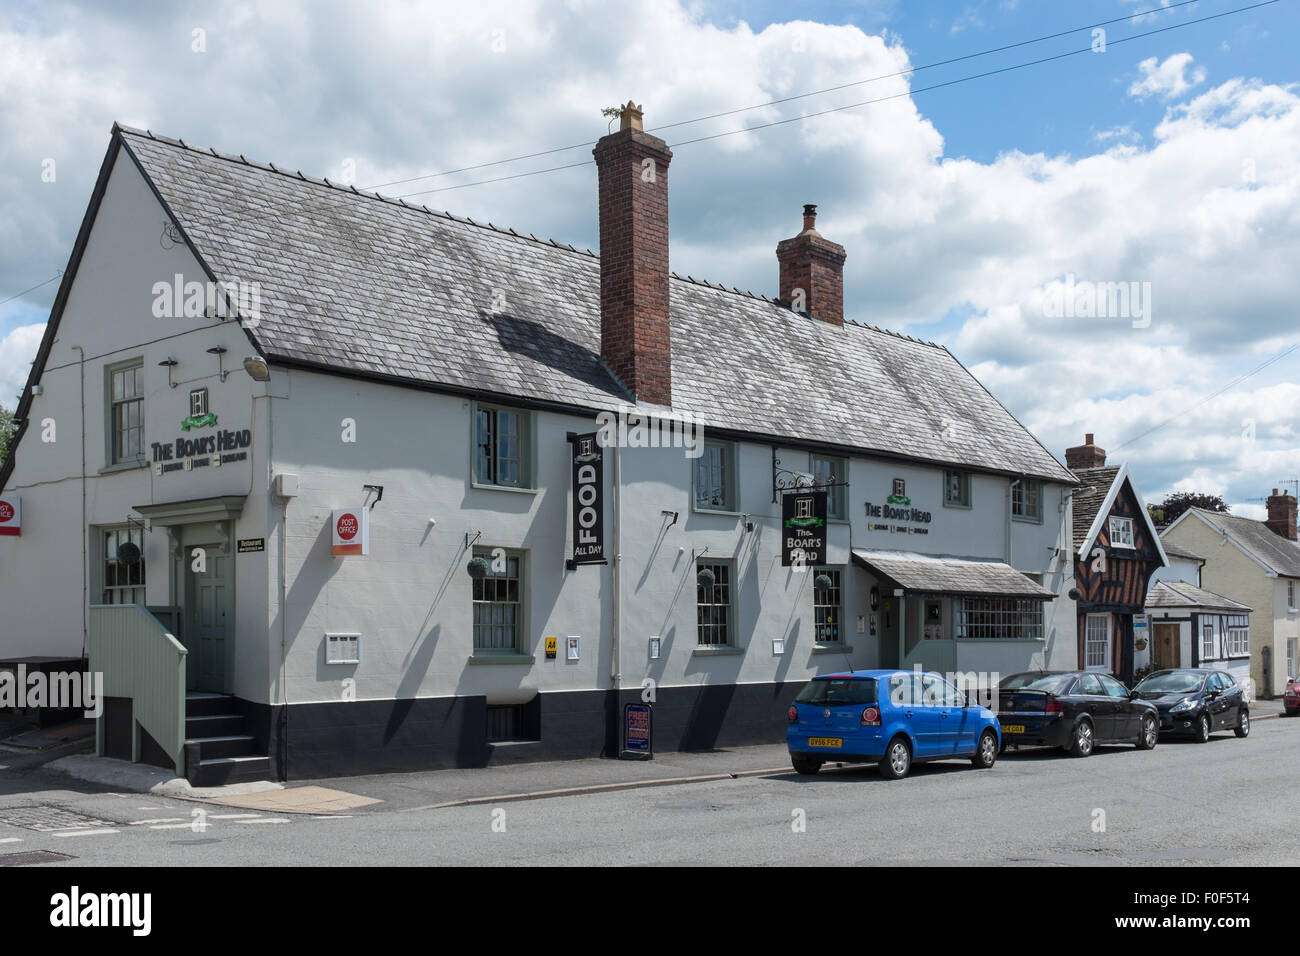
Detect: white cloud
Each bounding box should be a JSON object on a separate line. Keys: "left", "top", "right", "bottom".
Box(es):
{"left": 0, "top": 324, "right": 46, "bottom": 408}
{"left": 1128, "top": 52, "right": 1207, "bottom": 100}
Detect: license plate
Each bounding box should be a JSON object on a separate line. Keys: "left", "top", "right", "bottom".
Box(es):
{"left": 1003, "top": 724, "right": 1025, "bottom": 734}
{"left": 808, "top": 737, "right": 842, "bottom": 748}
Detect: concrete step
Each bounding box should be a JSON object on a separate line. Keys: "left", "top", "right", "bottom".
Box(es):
{"left": 185, "top": 734, "right": 257, "bottom": 760}
{"left": 184, "top": 714, "right": 245, "bottom": 738}
{"left": 188, "top": 754, "right": 272, "bottom": 787}
{"left": 185, "top": 692, "right": 236, "bottom": 718}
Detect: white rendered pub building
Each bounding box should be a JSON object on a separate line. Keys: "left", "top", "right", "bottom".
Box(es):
{"left": 0, "top": 105, "right": 1079, "bottom": 782}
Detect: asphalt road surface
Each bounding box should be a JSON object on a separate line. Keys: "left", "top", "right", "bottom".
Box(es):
{"left": 0, "top": 717, "right": 1295, "bottom": 866}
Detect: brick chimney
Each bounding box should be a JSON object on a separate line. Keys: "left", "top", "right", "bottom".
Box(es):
{"left": 1065, "top": 433, "right": 1107, "bottom": 471}
{"left": 1266, "top": 488, "right": 1297, "bottom": 541}
{"left": 777, "top": 204, "right": 846, "bottom": 326}
{"left": 592, "top": 101, "right": 673, "bottom": 406}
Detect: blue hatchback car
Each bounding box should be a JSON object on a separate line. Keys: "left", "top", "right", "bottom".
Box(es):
{"left": 787, "top": 669, "right": 1002, "bottom": 779}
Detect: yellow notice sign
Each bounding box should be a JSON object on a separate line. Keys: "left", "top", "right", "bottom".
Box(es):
{"left": 545, "top": 636, "right": 558, "bottom": 660}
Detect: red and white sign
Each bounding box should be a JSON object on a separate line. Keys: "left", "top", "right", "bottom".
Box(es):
{"left": 0, "top": 497, "right": 19, "bottom": 537}
{"left": 331, "top": 507, "right": 369, "bottom": 556}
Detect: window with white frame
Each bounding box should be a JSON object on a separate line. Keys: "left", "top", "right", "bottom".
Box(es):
{"left": 1108, "top": 516, "right": 1135, "bottom": 549}
{"left": 1226, "top": 614, "right": 1249, "bottom": 656}
{"left": 1289, "top": 580, "right": 1296, "bottom": 609}
{"left": 1011, "top": 478, "right": 1041, "bottom": 522}
{"left": 102, "top": 527, "right": 146, "bottom": 605}
{"left": 955, "top": 597, "right": 1044, "bottom": 640}
{"left": 813, "top": 567, "right": 843, "bottom": 643}
{"left": 1201, "top": 622, "right": 1215, "bottom": 660}
{"left": 1084, "top": 614, "right": 1110, "bottom": 669}
{"left": 696, "top": 560, "right": 733, "bottom": 646}
{"left": 473, "top": 404, "right": 532, "bottom": 488}
{"left": 109, "top": 361, "right": 145, "bottom": 464}
{"left": 810, "top": 454, "right": 846, "bottom": 520}
{"left": 694, "top": 441, "right": 737, "bottom": 512}
{"left": 943, "top": 469, "right": 971, "bottom": 508}
{"left": 472, "top": 548, "right": 524, "bottom": 652}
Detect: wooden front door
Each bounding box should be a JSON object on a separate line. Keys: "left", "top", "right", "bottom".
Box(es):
{"left": 1153, "top": 622, "right": 1180, "bottom": 670}
{"left": 186, "top": 543, "right": 232, "bottom": 693}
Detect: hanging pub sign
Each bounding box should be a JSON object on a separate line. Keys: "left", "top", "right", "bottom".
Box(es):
{"left": 0, "top": 496, "right": 19, "bottom": 537}
{"left": 781, "top": 490, "right": 827, "bottom": 567}
{"left": 331, "top": 507, "right": 370, "bottom": 557}
{"left": 567, "top": 431, "right": 606, "bottom": 569}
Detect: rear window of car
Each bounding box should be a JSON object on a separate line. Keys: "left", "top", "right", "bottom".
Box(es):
{"left": 796, "top": 678, "right": 878, "bottom": 706}
{"left": 1002, "top": 674, "right": 1074, "bottom": 694}
{"left": 1136, "top": 672, "right": 1207, "bottom": 694}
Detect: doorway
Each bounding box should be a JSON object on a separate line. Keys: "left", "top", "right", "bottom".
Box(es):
{"left": 1153, "top": 622, "right": 1180, "bottom": 671}
{"left": 179, "top": 525, "right": 233, "bottom": 694}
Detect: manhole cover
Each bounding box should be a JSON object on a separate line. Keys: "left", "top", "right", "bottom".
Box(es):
{"left": 0, "top": 850, "right": 75, "bottom": 866}
{"left": 0, "top": 805, "right": 115, "bottom": 831}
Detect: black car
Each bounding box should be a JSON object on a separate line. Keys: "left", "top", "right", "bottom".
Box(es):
{"left": 998, "top": 671, "right": 1160, "bottom": 757}
{"left": 1132, "top": 669, "right": 1250, "bottom": 742}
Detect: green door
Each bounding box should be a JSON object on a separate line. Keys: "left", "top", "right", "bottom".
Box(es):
{"left": 188, "top": 544, "right": 232, "bottom": 693}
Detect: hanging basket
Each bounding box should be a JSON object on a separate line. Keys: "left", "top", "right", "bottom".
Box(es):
{"left": 697, "top": 567, "right": 716, "bottom": 589}
{"left": 815, "top": 573, "right": 833, "bottom": 591}
{"left": 1134, "top": 637, "right": 1148, "bottom": 651}
{"left": 467, "top": 556, "right": 491, "bottom": 579}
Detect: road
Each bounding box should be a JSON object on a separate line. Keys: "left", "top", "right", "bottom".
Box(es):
{"left": 0, "top": 717, "right": 1295, "bottom": 866}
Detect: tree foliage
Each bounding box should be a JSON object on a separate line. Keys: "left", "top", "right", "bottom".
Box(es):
{"left": 1148, "top": 491, "right": 1230, "bottom": 526}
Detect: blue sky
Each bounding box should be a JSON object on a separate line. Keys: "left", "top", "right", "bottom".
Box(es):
{"left": 1, "top": 0, "right": 1297, "bottom": 514}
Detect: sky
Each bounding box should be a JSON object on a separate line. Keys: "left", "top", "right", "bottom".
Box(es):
{"left": 1, "top": 0, "right": 1297, "bottom": 517}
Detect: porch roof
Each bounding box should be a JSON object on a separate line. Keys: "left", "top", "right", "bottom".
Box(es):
{"left": 851, "top": 549, "right": 1054, "bottom": 600}
{"left": 1146, "top": 580, "right": 1251, "bottom": 613}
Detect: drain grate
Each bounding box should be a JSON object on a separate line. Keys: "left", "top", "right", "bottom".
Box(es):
{"left": 0, "top": 805, "right": 115, "bottom": 832}
{"left": 0, "top": 850, "right": 75, "bottom": 866}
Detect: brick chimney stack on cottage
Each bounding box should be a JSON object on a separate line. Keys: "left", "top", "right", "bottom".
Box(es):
{"left": 777, "top": 204, "right": 847, "bottom": 326}
{"left": 1266, "top": 488, "right": 1298, "bottom": 541}
{"left": 593, "top": 101, "right": 673, "bottom": 406}
{"left": 1065, "top": 433, "right": 1108, "bottom": 470}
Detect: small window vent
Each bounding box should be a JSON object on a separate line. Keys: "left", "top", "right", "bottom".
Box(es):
{"left": 325, "top": 633, "right": 361, "bottom": 664}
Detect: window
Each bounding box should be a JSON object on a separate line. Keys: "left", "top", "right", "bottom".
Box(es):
{"left": 486, "top": 705, "right": 523, "bottom": 742}
{"left": 954, "top": 597, "right": 1044, "bottom": 640}
{"left": 473, "top": 404, "right": 532, "bottom": 488}
{"left": 696, "top": 560, "right": 733, "bottom": 646}
{"left": 1226, "top": 615, "right": 1249, "bottom": 656}
{"left": 1201, "top": 623, "right": 1215, "bottom": 660}
{"left": 694, "top": 440, "right": 737, "bottom": 512}
{"left": 1097, "top": 674, "right": 1130, "bottom": 698}
{"left": 943, "top": 469, "right": 971, "bottom": 508}
{"left": 103, "top": 527, "right": 146, "bottom": 605}
{"left": 1289, "top": 580, "right": 1296, "bottom": 609}
{"left": 1108, "top": 516, "right": 1135, "bottom": 549}
{"left": 810, "top": 454, "right": 847, "bottom": 519}
{"left": 1011, "top": 478, "right": 1042, "bottom": 522}
{"left": 109, "top": 361, "right": 145, "bottom": 464}
{"left": 472, "top": 548, "right": 523, "bottom": 652}
{"left": 813, "top": 568, "right": 843, "bottom": 643}
{"left": 922, "top": 675, "right": 965, "bottom": 707}
{"left": 1289, "top": 639, "right": 1297, "bottom": 681}
{"left": 1084, "top": 614, "right": 1110, "bottom": 669}
{"left": 1078, "top": 673, "right": 1105, "bottom": 696}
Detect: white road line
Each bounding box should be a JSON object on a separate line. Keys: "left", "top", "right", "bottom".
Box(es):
{"left": 130, "top": 818, "right": 185, "bottom": 825}
{"left": 0, "top": 837, "right": 22, "bottom": 844}
{"left": 236, "top": 818, "right": 290, "bottom": 824}
{"left": 0, "top": 765, "right": 9, "bottom": 770}
{"left": 312, "top": 815, "right": 353, "bottom": 819}
{"left": 209, "top": 813, "right": 262, "bottom": 819}
{"left": 149, "top": 823, "right": 196, "bottom": 830}
{"left": 53, "top": 829, "right": 119, "bottom": 838}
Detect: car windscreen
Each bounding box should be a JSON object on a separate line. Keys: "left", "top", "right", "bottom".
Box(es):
{"left": 1136, "top": 672, "right": 1206, "bottom": 695}
{"left": 796, "top": 678, "right": 878, "bottom": 706}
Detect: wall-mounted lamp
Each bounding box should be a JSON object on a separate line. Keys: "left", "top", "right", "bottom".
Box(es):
{"left": 158, "top": 357, "right": 179, "bottom": 388}
{"left": 206, "top": 346, "right": 229, "bottom": 382}
{"left": 362, "top": 484, "right": 384, "bottom": 509}
{"left": 243, "top": 355, "right": 271, "bottom": 382}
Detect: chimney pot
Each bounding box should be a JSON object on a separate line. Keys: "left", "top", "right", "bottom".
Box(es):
{"left": 1066, "top": 433, "right": 1107, "bottom": 470}
{"left": 1085, "top": 433, "right": 1094, "bottom": 445}
{"left": 1266, "top": 489, "right": 1298, "bottom": 541}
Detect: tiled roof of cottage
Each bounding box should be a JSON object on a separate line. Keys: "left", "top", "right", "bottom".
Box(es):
{"left": 1160, "top": 541, "right": 1204, "bottom": 562}
{"left": 1146, "top": 580, "right": 1251, "bottom": 613}
{"left": 1069, "top": 465, "right": 1121, "bottom": 550}
{"left": 116, "top": 125, "right": 1076, "bottom": 482}
{"left": 1177, "top": 508, "right": 1300, "bottom": 578}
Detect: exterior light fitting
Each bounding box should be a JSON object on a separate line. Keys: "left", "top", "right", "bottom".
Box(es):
{"left": 206, "top": 346, "right": 229, "bottom": 381}
{"left": 243, "top": 355, "right": 270, "bottom": 381}
{"left": 158, "top": 357, "right": 179, "bottom": 388}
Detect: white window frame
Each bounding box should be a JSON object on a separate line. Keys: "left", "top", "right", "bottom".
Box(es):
{"left": 107, "top": 359, "right": 146, "bottom": 466}
{"left": 1084, "top": 614, "right": 1110, "bottom": 670}
{"left": 1108, "top": 515, "right": 1135, "bottom": 549}
{"left": 1289, "top": 580, "right": 1296, "bottom": 611}
{"left": 471, "top": 547, "right": 526, "bottom": 654}
{"left": 1226, "top": 614, "right": 1249, "bottom": 656}
{"left": 1201, "top": 622, "right": 1215, "bottom": 660}
{"left": 696, "top": 558, "right": 735, "bottom": 647}
{"left": 693, "top": 440, "right": 738, "bottom": 513}
{"left": 812, "top": 566, "right": 844, "bottom": 644}
{"left": 101, "top": 525, "right": 146, "bottom": 606}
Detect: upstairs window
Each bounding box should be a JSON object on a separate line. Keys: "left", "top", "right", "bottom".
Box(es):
{"left": 1012, "top": 478, "right": 1042, "bottom": 522}
{"left": 694, "top": 440, "right": 737, "bottom": 512}
{"left": 1108, "top": 516, "right": 1135, "bottom": 549}
{"left": 109, "top": 361, "right": 145, "bottom": 464}
{"left": 943, "top": 469, "right": 971, "bottom": 508}
{"left": 810, "top": 454, "right": 847, "bottom": 520}
{"left": 474, "top": 404, "right": 532, "bottom": 488}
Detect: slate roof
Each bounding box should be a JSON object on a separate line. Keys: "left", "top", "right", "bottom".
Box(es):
{"left": 111, "top": 126, "right": 1074, "bottom": 482}
{"left": 1146, "top": 580, "right": 1251, "bottom": 613}
{"left": 1160, "top": 541, "right": 1204, "bottom": 562}
{"left": 851, "top": 549, "right": 1055, "bottom": 598}
{"left": 1176, "top": 508, "right": 1300, "bottom": 578}
{"left": 1069, "top": 465, "right": 1121, "bottom": 551}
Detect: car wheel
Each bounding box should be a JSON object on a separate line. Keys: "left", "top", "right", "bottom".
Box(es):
{"left": 1234, "top": 709, "right": 1250, "bottom": 738}
{"left": 1194, "top": 714, "right": 1211, "bottom": 743}
{"left": 970, "top": 729, "right": 998, "bottom": 769}
{"left": 1136, "top": 714, "right": 1158, "bottom": 750}
{"left": 879, "top": 736, "right": 912, "bottom": 780}
{"left": 1068, "top": 719, "right": 1094, "bottom": 757}
{"left": 791, "top": 755, "right": 822, "bottom": 775}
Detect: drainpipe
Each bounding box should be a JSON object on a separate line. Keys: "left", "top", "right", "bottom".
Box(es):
{"left": 73, "top": 345, "right": 87, "bottom": 657}
{"left": 610, "top": 442, "right": 621, "bottom": 753}
{"left": 1007, "top": 477, "right": 1021, "bottom": 569}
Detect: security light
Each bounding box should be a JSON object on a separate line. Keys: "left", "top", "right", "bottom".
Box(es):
{"left": 243, "top": 355, "right": 271, "bottom": 381}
